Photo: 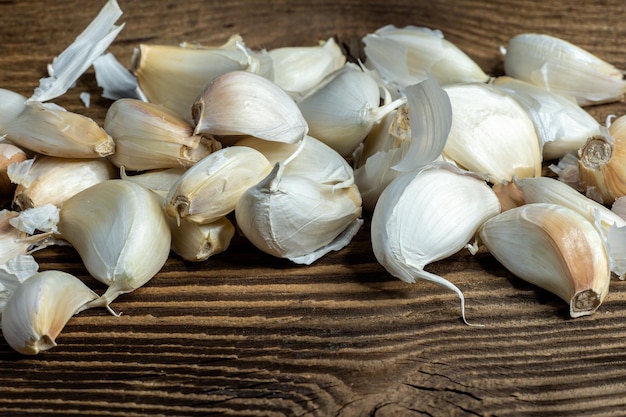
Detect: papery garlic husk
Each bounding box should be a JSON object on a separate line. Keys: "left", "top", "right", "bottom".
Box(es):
{"left": 442, "top": 83, "right": 542, "bottom": 184}
{"left": 297, "top": 63, "right": 406, "bottom": 157}
{"left": 478, "top": 203, "right": 610, "bottom": 318}
{"left": 491, "top": 76, "right": 604, "bottom": 161}
{"left": 495, "top": 176, "right": 626, "bottom": 279}
{"left": 8, "top": 156, "right": 117, "bottom": 210}
{"left": 121, "top": 166, "right": 185, "bottom": 194}
{"left": 104, "top": 99, "right": 222, "bottom": 171}
{"left": 0, "top": 255, "right": 40, "bottom": 316}
{"left": 269, "top": 37, "right": 346, "bottom": 98}
{"left": 503, "top": 33, "right": 626, "bottom": 106}
{"left": 192, "top": 71, "right": 308, "bottom": 144}
{"left": 0, "top": 210, "right": 52, "bottom": 265}
{"left": 0, "top": 143, "right": 27, "bottom": 205}
{"left": 3, "top": 101, "right": 114, "bottom": 158}
{"left": 371, "top": 163, "right": 501, "bottom": 324}
{"left": 235, "top": 163, "right": 363, "bottom": 265}
{"left": 56, "top": 180, "right": 171, "bottom": 308}
{"left": 0, "top": 89, "right": 27, "bottom": 131}
{"left": 235, "top": 135, "right": 354, "bottom": 189}
{"left": 577, "top": 116, "right": 626, "bottom": 204}
{"left": 93, "top": 52, "right": 142, "bottom": 101}
{"left": 168, "top": 216, "right": 235, "bottom": 262}
{"left": 165, "top": 146, "right": 273, "bottom": 225}
{"left": 133, "top": 34, "right": 272, "bottom": 121}
{"left": 1, "top": 270, "right": 98, "bottom": 355}
{"left": 362, "top": 25, "right": 489, "bottom": 91}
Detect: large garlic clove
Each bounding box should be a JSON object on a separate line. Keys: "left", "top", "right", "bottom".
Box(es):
{"left": 269, "top": 37, "right": 346, "bottom": 98}
{"left": 478, "top": 203, "right": 610, "bottom": 318}
{"left": 442, "top": 83, "right": 542, "bottom": 184}
{"left": 192, "top": 71, "right": 308, "bottom": 144}
{"left": 1, "top": 270, "right": 98, "bottom": 355}
{"left": 503, "top": 33, "right": 626, "bottom": 106}
{"left": 362, "top": 25, "right": 489, "bottom": 91}
{"left": 235, "top": 163, "right": 363, "bottom": 265}
{"left": 371, "top": 163, "right": 501, "bottom": 324}
{"left": 56, "top": 180, "right": 171, "bottom": 308}
{"left": 297, "top": 63, "right": 405, "bottom": 157}
{"left": 0, "top": 143, "right": 27, "bottom": 205}
{"left": 8, "top": 156, "right": 117, "bottom": 210}
{"left": 3, "top": 102, "right": 114, "bottom": 158}
{"left": 491, "top": 76, "right": 604, "bottom": 161}
{"left": 165, "top": 146, "right": 273, "bottom": 225}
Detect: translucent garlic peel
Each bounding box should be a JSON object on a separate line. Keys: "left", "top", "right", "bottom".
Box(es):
{"left": 93, "top": 52, "right": 141, "bottom": 100}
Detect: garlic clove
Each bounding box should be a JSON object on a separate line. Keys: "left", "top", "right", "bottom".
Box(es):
{"left": 3, "top": 102, "right": 114, "bottom": 158}
{"left": 1, "top": 270, "right": 98, "bottom": 355}
{"left": 442, "top": 83, "right": 542, "bottom": 184}
{"left": 165, "top": 146, "right": 273, "bottom": 225}
{"left": 503, "top": 33, "right": 626, "bottom": 106}
{"left": 120, "top": 166, "right": 186, "bottom": 194}
{"left": 370, "top": 163, "right": 501, "bottom": 324}
{"left": 0, "top": 210, "right": 53, "bottom": 265}
{"left": 168, "top": 216, "right": 235, "bottom": 262}
{"left": 478, "top": 203, "right": 610, "bottom": 318}
{"left": 192, "top": 71, "right": 308, "bottom": 144}
{"left": 104, "top": 98, "right": 221, "bottom": 171}
{"left": 8, "top": 156, "right": 117, "bottom": 210}
{"left": 235, "top": 163, "right": 363, "bottom": 265}
{"left": 0, "top": 143, "right": 28, "bottom": 205}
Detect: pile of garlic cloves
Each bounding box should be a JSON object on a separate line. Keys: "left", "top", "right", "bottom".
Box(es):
{"left": 1, "top": 0, "right": 626, "bottom": 354}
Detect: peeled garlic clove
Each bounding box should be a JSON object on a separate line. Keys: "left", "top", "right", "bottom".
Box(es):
{"left": 104, "top": 98, "right": 221, "bottom": 171}
{"left": 297, "top": 63, "right": 405, "bottom": 157}
{"left": 371, "top": 163, "right": 501, "bottom": 324}
{"left": 8, "top": 156, "right": 117, "bottom": 210}
{"left": 235, "top": 163, "right": 363, "bottom": 265}
{"left": 56, "top": 180, "right": 171, "bottom": 308}
{"left": 0, "top": 89, "right": 27, "bottom": 130}
{"left": 442, "top": 83, "right": 542, "bottom": 184}
{"left": 1, "top": 270, "right": 98, "bottom": 355}
{"left": 169, "top": 216, "right": 235, "bottom": 262}
{"left": 491, "top": 76, "right": 604, "bottom": 161}
{"left": 478, "top": 203, "right": 610, "bottom": 318}
{"left": 269, "top": 37, "right": 346, "bottom": 98}
{"left": 165, "top": 146, "right": 273, "bottom": 225}
{"left": 3, "top": 102, "right": 114, "bottom": 158}
{"left": 0, "top": 143, "right": 28, "bottom": 205}
{"left": 363, "top": 25, "right": 489, "bottom": 91}
{"left": 503, "top": 33, "right": 626, "bottom": 106}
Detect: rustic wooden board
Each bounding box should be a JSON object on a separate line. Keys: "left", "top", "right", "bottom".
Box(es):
{"left": 1, "top": 1, "right": 626, "bottom": 415}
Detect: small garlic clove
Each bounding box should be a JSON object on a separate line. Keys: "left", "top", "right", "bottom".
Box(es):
{"left": 1, "top": 270, "right": 98, "bottom": 355}
{"left": 165, "top": 146, "right": 273, "bottom": 225}
{"left": 235, "top": 163, "right": 363, "bottom": 265}
{"left": 168, "top": 216, "right": 235, "bottom": 262}
{"left": 442, "top": 83, "right": 542, "bottom": 184}
{"left": 192, "top": 71, "right": 308, "bottom": 144}
{"left": 503, "top": 33, "right": 626, "bottom": 106}
{"left": 371, "top": 163, "right": 501, "bottom": 324}
{"left": 104, "top": 98, "right": 221, "bottom": 171}
{"left": 8, "top": 155, "right": 117, "bottom": 210}
{"left": 478, "top": 203, "right": 610, "bottom": 318}
{"left": 0, "top": 143, "right": 28, "bottom": 205}
{"left": 3, "top": 102, "right": 114, "bottom": 158}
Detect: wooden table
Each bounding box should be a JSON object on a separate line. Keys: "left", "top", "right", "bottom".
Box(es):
{"left": 1, "top": 1, "right": 626, "bottom": 415}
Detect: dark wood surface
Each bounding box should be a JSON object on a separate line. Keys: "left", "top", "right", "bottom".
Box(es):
{"left": 1, "top": 1, "right": 626, "bottom": 415}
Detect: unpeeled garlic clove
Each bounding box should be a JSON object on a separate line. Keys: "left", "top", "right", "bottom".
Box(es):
{"left": 192, "top": 71, "right": 308, "bottom": 144}
{"left": 0, "top": 143, "right": 28, "bottom": 205}
{"left": 1, "top": 270, "right": 98, "bottom": 355}
{"left": 165, "top": 146, "right": 273, "bottom": 225}
{"left": 168, "top": 216, "right": 235, "bottom": 262}
{"left": 120, "top": 166, "right": 185, "bottom": 194}
{"left": 104, "top": 98, "right": 221, "bottom": 171}
{"left": 503, "top": 33, "right": 626, "bottom": 106}
{"left": 235, "top": 163, "right": 363, "bottom": 265}
{"left": 478, "top": 203, "right": 610, "bottom": 318}
{"left": 8, "top": 155, "right": 117, "bottom": 210}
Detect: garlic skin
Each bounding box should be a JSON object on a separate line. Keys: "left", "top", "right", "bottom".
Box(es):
{"left": 370, "top": 163, "right": 501, "bottom": 323}
{"left": 8, "top": 156, "right": 117, "bottom": 210}
{"left": 0, "top": 89, "right": 27, "bottom": 130}
{"left": 362, "top": 25, "right": 489, "bottom": 91}
{"left": 443, "top": 83, "right": 542, "bottom": 184}
{"left": 104, "top": 99, "right": 221, "bottom": 171}
{"left": 503, "top": 33, "right": 626, "bottom": 106}
{"left": 0, "top": 143, "right": 28, "bottom": 205}
{"left": 121, "top": 167, "right": 185, "bottom": 194}
{"left": 165, "top": 146, "right": 273, "bottom": 225}
{"left": 3, "top": 102, "right": 114, "bottom": 158}
{"left": 57, "top": 180, "right": 171, "bottom": 308}
{"left": 478, "top": 203, "right": 610, "bottom": 318}
{"left": 1, "top": 270, "right": 98, "bottom": 355}
{"left": 235, "top": 163, "right": 363, "bottom": 265}
{"left": 193, "top": 71, "right": 308, "bottom": 145}
{"left": 269, "top": 37, "right": 346, "bottom": 98}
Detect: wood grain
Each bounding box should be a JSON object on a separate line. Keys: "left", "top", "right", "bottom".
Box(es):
{"left": 1, "top": 1, "right": 626, "bottom": 416}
